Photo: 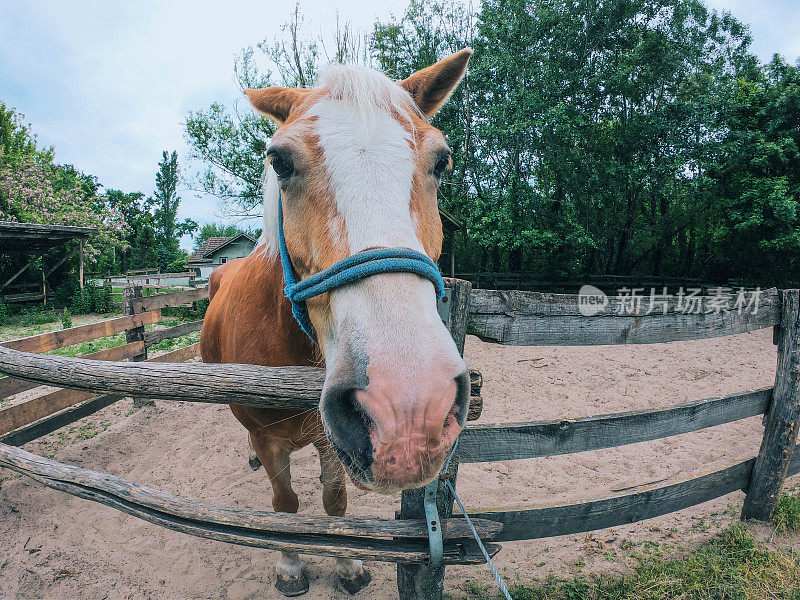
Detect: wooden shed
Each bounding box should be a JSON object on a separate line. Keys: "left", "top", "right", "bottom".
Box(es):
{"left": 439, "top": 207, "right": 461, "bottom": 278}
{"left": 0, "top": 222, "right": 96, "bottom": 304}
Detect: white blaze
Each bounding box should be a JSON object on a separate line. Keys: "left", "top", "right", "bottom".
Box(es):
{"left": 308, "top": 98, "right": 422, "bottom": 254}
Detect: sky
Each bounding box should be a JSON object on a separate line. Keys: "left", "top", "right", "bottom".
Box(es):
{"left": 1, "top": 0, "right": 798, "bottom": 251}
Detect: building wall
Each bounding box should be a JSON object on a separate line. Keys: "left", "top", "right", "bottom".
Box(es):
{"left": 209, "top": 240, "right": 256, "bottom": 266}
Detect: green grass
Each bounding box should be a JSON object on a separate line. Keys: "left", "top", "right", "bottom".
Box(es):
{"left": 18, "top": 310, "right": 60, "bottom": 327}
{"left": 452, "top": 525, "right": 800, "bottom": 600}
{"left": 774, "top": 485, "right": 800, "bottom": 534}
{"left": 48, "top": 332, "right": 128, "bottom": 357}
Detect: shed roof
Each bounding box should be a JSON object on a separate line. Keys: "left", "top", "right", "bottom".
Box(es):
{"left": 0, "top": 221, "right": 97, "bottom": 254}
{"left": 188, "top": 233, "right": 257, "bottom": 265}
{"left": 438, "top": 207, "right": 461, "bottom": 232}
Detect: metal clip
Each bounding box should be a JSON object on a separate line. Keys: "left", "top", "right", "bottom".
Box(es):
{"left": 423, "top": 478, "right": 443, "bottom": 568}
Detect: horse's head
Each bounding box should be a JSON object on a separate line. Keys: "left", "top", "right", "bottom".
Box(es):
{"left": 246, "top": 49, "right": 472, "bottom": 493}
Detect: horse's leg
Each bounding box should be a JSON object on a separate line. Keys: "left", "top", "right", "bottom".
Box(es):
{"left": 251, "top": 435, "right": 308, "bottom": 597}
{"left": 247, "top": 432, "right": 262, "bottom": 470}
{"left": 315, "top": 439, "right": 371, "bottom": 595}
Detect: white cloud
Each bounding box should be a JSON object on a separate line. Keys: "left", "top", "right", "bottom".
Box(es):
{"left": 1, "top": 0, "right": 796, "bottom": 250}
{"left": 0, "top": 0, "right": 408, "bottom": 249}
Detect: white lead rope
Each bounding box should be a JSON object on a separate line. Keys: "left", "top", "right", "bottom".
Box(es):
{"left": 446, "top": 479, "right": 514, "bottom": 600}
{"left": 438, "top": 440, "right": 514, "bottom": 600}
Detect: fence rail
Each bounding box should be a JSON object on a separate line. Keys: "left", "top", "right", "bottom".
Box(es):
{"left": 471, "top": 449, "right": 800, "bottom": 541}
{"left": 459, "top": 388, "right": 772, "bottom": 463}
{"left": 0, "top": 443, "right": 500, "bottom": 564}
{"left": 467, "top": 288, "right": 779, "bottom": 345}
{"left": 1, "top": 282, "right": 798, "bottom": 600}
{"left": 0, "top": 285, "right": 204, "bottom": 442}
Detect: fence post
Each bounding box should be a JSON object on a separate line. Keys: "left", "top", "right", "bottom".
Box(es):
{"left": 397, "top": 278, "right": 471, "bottom": 600}
{"left": 742, "top": 289, "right": 800, "bottom": 521}
{"left": 123, "top": 284, "right": 151, "bottom": 408}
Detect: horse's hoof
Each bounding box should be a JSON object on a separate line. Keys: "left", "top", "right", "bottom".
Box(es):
{"left": 338, "top": 568, "right": 371, "bottom": 595}
{"left": 276, "top": 573, "right": 309, "bottom": 597}
{"left": 248, "top": 455, "right": 262, "bottom": 470}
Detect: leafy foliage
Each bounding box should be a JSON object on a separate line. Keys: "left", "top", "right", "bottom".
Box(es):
{"left": 146, "top": 151, "right": 197, "bottom": 270}
{"left": 193, "top": 222, "right": 250, "bottom": 250}
{"left": 70, "top": 284, "right": 113, "bottom": 314}
{"left": 184, "top": 0, "right": 799, "bottom": 286}
{"left": 61, "top": 308, "right": 72, "bottom": 329}
{"left": 0, "top": 155, "right": 129, "bottom": 263}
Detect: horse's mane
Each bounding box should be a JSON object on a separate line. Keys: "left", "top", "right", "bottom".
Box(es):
{"left": 257, "top": 64, "right": 419, "bottom": 257}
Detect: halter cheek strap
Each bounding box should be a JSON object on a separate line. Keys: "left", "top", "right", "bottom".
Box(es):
{"left": 277, "top": 190, "right": 446, "bottom": 343}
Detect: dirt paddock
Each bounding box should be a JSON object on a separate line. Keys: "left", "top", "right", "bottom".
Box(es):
{"left": 2, "top": 328, "right": 799, "bottom": 599}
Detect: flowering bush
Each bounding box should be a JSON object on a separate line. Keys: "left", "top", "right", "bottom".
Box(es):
{"left": 0, "top": 156, "right": 129, "bottom": 265}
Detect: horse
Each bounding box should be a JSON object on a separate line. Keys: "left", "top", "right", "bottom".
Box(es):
{"left": 200, "top": 48, "right": 473, "bottom": 596}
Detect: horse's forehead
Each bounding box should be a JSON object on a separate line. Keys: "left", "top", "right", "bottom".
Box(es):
{"left": 285, "top": 90, "right": 435, "bottom": 148}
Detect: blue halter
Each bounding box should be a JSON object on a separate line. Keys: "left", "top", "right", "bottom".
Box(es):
{"left": 277, "top": 190, "right": 446, "bottom": 343}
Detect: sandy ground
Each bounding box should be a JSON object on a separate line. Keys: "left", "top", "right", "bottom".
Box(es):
{"left": 2, "top": 328, "right": 799, "bottom": 600}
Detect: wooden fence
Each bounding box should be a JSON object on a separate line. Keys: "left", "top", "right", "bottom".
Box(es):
{"left": 0, "top": 282, "right": 798, "bottom": 600}
{"left": 0, "top": 285, "right": 209, "bottom": 444}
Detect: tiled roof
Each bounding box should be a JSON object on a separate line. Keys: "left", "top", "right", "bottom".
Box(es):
{"left": 187, "top": 237, "right": 231, "bottom": 264}
{"left": 187, "top": 233, "right": 258, "bottom": 264}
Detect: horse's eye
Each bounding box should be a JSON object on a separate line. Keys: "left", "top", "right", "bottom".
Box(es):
{"left": 269, "top": 151, "right": 294, "bottom": 180}
{"left": 433, "top": 153, "right": 451, "bottom": 178}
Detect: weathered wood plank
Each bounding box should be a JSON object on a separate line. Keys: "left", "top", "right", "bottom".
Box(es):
{"left": 470, "top": 458, "right": 756, "bottom": 541}
{"left": 0, "top": 394, "right": 125, "bottom": 446}
{"left": 0, "top": 344, "right": 321, "bottom": 407}
{"left": 0, "top": 443, "right": 500, "bottom": 563}
{"left": 145, "top": 343, "right": 202, "bottom": 363}
{"left": 1, "top": 341, "right": 148, "bottom": 401}
{"left": 1, "top": 341, "right": 204, "bottom": 444}
{"left": 0, "top": 342, "right": 148, "bottom": 401}
{"left": 131, "top": 286, "right": 209, "bottom": 313}
{"left": 144, "top": 320, "right": 204, "bottom": 346}
{"left": 124, "top": 285, "right": 149, "bottom": 407}
{"left": 0, "top": 376, "right": 39, "bottom": 399}
{"left": 742, "top": 290, "right": 800, "bottom": 520}
{"left": 458, "top": 388, "right": 771, "bottom": 463}
{"left": 0, "top": 344, "right": 480, "bottom": 414}
{"left": 0, "top": 342, "right": 146, "bottom": 435}
{"left": 0, "top": 310, "right": 161, "bottom": 353}
{"left": 467, "top": 288, "right": 779, "bottom": 345}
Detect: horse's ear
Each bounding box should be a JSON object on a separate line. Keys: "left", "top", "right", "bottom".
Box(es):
{"left": 400, "top": 48, "right": 473, "bottom": 118}
{"left": 244, "top": 87, "right": 311, "bottom": 124}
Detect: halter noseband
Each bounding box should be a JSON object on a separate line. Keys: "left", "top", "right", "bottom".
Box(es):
{"left": 277, "top": 190, "right": 446, "bottom": 343}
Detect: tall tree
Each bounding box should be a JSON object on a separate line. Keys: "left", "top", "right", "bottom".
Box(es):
{"left": 184, "top": 0, "right": 798, "bottom": 286}
{"left": 147, "top": 150, "right": 197, "bottom": 270}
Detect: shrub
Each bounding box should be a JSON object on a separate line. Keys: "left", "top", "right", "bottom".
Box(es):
{"left": 19, "top": 310, "right": 59, "bottom": 326}
{"left": 61, "top": 308, "right": 73, "bottom": 329}
{"left": 53, "top": 279, "right": 80, "bottom": 308}
{"left": 92, "top": 285, "right": 113, "bottom": 313}
{"left": 71, "top": 287, "right": 94, "bottom": 314}
{"left": 0, "top": 301, "right": 8, "bottom": 326}
{"left": 71, "top": 284, "right": 114, "bottom": 314}
{"left": 165, "top": 257, "right": 188, "bottom": 273}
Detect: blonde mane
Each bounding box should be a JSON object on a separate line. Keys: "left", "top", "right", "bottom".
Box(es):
{"left": 257, "top": 64, "right": 419, "bottom": 257}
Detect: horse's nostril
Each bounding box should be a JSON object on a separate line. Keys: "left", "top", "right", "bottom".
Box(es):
{"left": 320, "top": 383, "right": 374, "bottom": 472}
{"left": 451, "top": 371, "right": 471, "bottom": 427}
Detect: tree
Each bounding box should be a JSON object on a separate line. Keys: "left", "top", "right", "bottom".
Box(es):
{"left": 184, "top": 0, "right": 798, "bottom": 286}
{"left": 0, "top": 155, "right": 128, "bottom": 265}
{"left": 0, "top": 102, "right": 47, "bottom": 168}
{"left": 146, "top": 150, "right": 197, "bottom": 270}
{"left": 194, "top": 223, "right": 248, "bottom": 250}
{"left": 104, "top": 189, "right": 155, "bottom": 272}
{"left": 705, "top": 56, "right": 800, "bottom": 283}
{"left": 130, "top": 225, "right": 158, "bottom": 270}
{"left": 184, "top": 7, "right": 366, "bottom": 217}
